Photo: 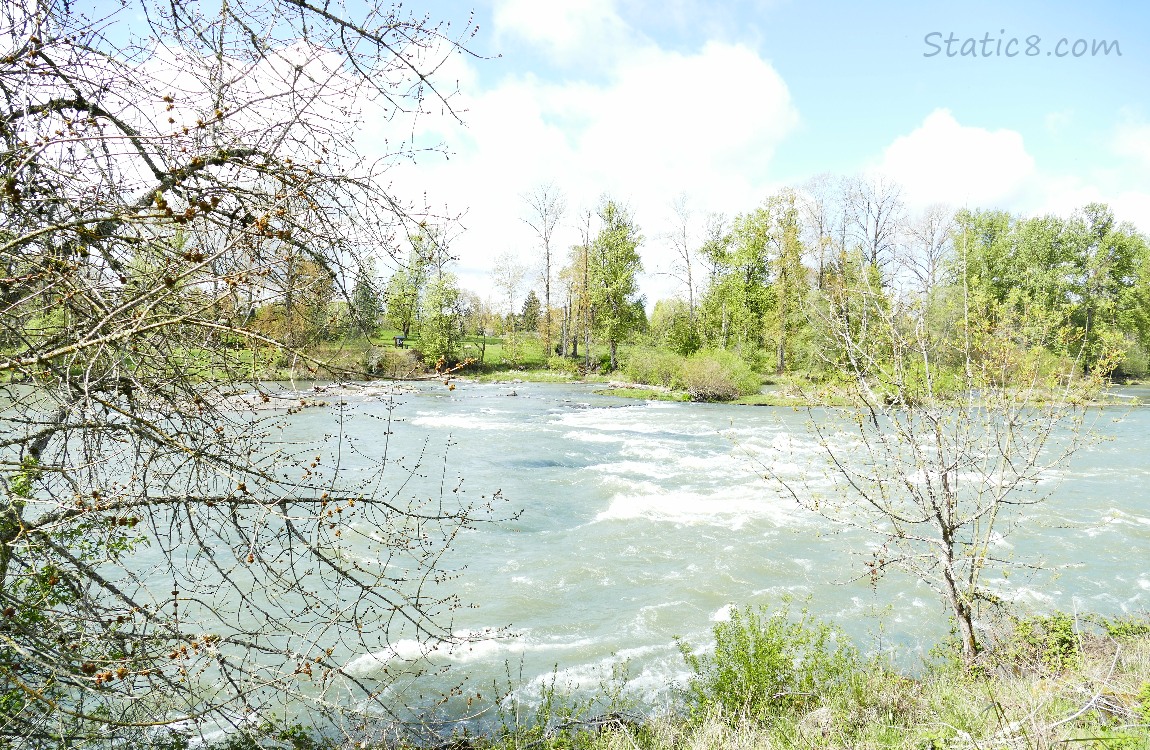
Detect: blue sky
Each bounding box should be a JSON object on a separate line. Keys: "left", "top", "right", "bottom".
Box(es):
{"left": 94, "top": 0, "right": 1150, "bottom": 300}
{"left": 376, "top": 0, "right": 1149, "bottom": 300}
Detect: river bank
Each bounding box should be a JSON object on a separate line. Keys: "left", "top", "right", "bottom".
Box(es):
{"left": 463, "top": 369, "right": 1148, "bottom": 407}
{"left": 191, "top": 613, "right": 1150, "bottom": 749}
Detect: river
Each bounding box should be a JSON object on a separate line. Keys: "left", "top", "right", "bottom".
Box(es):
{"left": 277, "top": 379, "right": 1150, "bottom": 712}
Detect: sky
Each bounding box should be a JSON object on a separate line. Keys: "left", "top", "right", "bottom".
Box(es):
{"left": 372, "top": 0, "right": 1150, "bottom": 305}
{"left": 93, "top": 0, "right": 1150, "bottom": 305}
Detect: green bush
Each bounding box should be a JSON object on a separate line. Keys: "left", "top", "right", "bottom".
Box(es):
{"left": 1094, "top": 613, "right": 1150, "bottom": 640}
{"left": 997, "top": 612, "right": 1081, "bottom": 674}
{"left": 678, "top": 350, "right": 760, "bottom": 402}
{"left": 622, "top": 348, "right": 685, "bottom": 388}
{"left": 546, "top": 355, "right": 581, "bottom": 375}
{"left": 1117, "top": 339, "right": 1148, "bottom": 378}
{"left": 677, "top": 604, "right": 861, "bottom": 726}
{"left": 373, "top": 347, "right": 423, "bottom": 378}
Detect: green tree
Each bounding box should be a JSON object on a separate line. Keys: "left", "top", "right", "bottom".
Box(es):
{"left": 589, "top": 200, "right": 644, "bottom": 370}
{"left": 420, "top": 271, "right": 464, "bottom": 363}
{"left": 558, "top": 237, "right": 591, "bottom": 361}
{"left": 349, "top": 268, "right": 384, "bottom": 337}
{"left": 952, "top": 205, "right": 1150, "bottom": 376}
{"left": 764, "top": 189, "right": 810, "bottom": 374}
{"left": 649, "top": 298, "right": 700, "bottom": 356}
{"left": 384, "top": 256, "right": 428, "bottom": 338}
{"left": 520, "top": 289, "right": 541, "bottom": 335}
{"left": 698, "top": 205, "right": 770, "bottom": 351}
{"left": 1063, "top": 204, "right": 1149, "bottom": 374}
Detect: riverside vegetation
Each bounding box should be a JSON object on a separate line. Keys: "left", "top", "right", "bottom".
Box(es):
{"left": 161, "top": 606, "right": 1150, "bottom": 749}
{"left": 253, "top": 194, "right": 1150, "bottom": 409}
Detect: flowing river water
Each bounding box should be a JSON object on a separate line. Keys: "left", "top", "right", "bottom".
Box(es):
{"left": 275, "top": 379, "right": 1150, "bottom": 712}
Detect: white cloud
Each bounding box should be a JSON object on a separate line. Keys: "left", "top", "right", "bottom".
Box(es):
{"left": 1026, "top": 176, "right": 1150, "bottom": 234}
{"left": 492, "top": 0, "right": 631, "bottom": 63}
{"left": 1007, "top": 117, "right": 1150, "bottom": 233}
{"left": 876, "top": 109, "right": 1035, "bottom": 209}
{"left": 873, "top": 110, "right": 1150, "bottom": 235}
{"left": 1108, "top": 191, "right": 1150, "bottom": 231}
{"left": 375, "top": 40, "right": 799, "bottom": 302}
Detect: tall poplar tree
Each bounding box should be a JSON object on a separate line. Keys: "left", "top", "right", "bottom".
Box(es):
{"left": 589, "top": 199, "right": 644, "bottom": 370}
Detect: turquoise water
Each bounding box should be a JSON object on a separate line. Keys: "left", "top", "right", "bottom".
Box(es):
{"left": 278, "top": 380, "right": 1150, "bottom": 710}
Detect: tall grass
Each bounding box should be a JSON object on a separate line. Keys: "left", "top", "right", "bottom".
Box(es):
{"left": 188, "top": 610, "right": 1150, "bottom": 749}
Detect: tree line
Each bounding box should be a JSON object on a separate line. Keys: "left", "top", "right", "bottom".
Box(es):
{"left": 367, "top": 176, "right": 1149, "bottom": 385}
{"left": 208, "top": 171, "right": 1150, "bottom": 386}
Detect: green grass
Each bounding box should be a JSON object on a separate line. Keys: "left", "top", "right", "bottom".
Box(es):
{"left": 594, "top": 387, "right": 690, "bottom": 402}
{"left": 475, "top": 369, "right": 591, "bottom": 383}
{"left": 193, "top": 611, "right": 1150, "bottom": 750}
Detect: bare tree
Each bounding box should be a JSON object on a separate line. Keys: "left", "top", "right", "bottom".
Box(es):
{"left": 491, "top": 250, "right": 527, "bottom": 364}
{"left": 764, "top": 270, "right": 1110, "bottom": 663}
{"left": 665, "top": 192, "right": 697, "bottom": 320}
{"left": 0, "top": 0, "right": 507, "bottom": 745}
{"left": 899, "top": 203, "right": 955, "bottom": 298}
{"left": 491, "top": 251, "right": 527, "bottom": 328}
{"left": 522, "top": 183, "right": 566, "bottom": 358}
{"left": 570, "top": 208, "right": 596, "bottom": 368}
{"left": 798, "top": 173, "right": 845, "bottom": 290}
{"left": 843, "top": 174, "right": 906, "bottom": 280}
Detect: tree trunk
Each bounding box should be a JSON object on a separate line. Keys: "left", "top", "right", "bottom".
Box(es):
{"left": 776, "top": 271, "right": 787, "bottom": 375}
{"left": 686, "top": 248, "right": 695, "bottom": 322}
{"left": 1084, "top": 304, "right": 1094, "bottom": 374}
{"left": 584, "top": 316, "right": 591, "bottom": 371}
{"left": 544, "top": 258, "right": 551, "bottom": 360}
{"left": 0, "top": 497, "right": 21, "bottom": 588}
{"left": 609, "top": 339, "right": 617, "bottom": 371}
{"left": 942, "top": 555, "right": 979, "bottom": 662}
{"left": 559, "top": 303, "right": 569, "bottom": 358}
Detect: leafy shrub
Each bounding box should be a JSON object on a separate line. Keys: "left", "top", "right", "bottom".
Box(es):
{"left": 1094, "top": 613, "right": 1150, "bottom": 640}
{"left": 489, "top": 661, "right": 638, "bottom": 750}
{"left": 997, "top": 612, "right": 1081, "bottom": 674}
{"left": 678, "top": 350, "right": 760, "bottom": 402}
{"left": 677, "top": 604, "right": 861, "bottom": 725}
{"left": 373, "top": 348, "right": 422, "bottom": 378}
{"left": 1117, "top": 340, "right": 1149, "bottom": 378}
{"left": 546, "top": 355, "right": 581, "bottom": 375}
{"left": 622, "top": 348, "right": 685, "bottom": 388}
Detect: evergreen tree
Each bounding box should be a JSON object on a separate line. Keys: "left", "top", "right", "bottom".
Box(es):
{"left": 520, "top": 290, "right": 542, "bottom": 334}
{"left": 350, "top": 270, "right": 383, "bottom": 336}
